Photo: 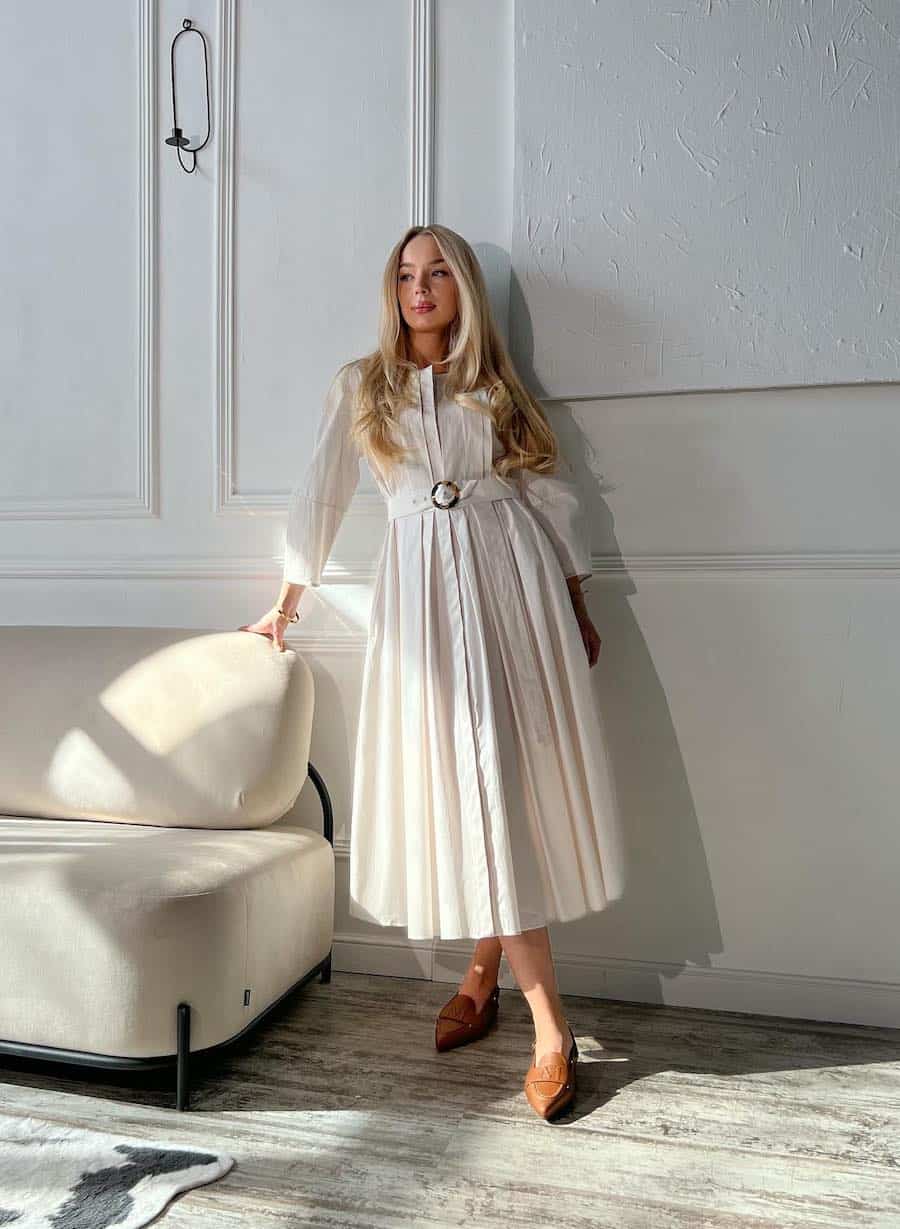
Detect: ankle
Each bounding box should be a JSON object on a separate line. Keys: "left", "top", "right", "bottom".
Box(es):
{"left": 460, "top": 971, "right": 498, "bottom": 995}
{"left": 532, "top": 1015, "right": 570, "bottom": 1044}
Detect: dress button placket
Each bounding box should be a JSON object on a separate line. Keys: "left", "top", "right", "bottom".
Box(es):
{"left": 419, "top": 368, "right": 497, "bottom": 936}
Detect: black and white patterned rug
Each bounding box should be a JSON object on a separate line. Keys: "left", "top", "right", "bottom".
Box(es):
{"left": 0, "top": 1112, "right": 235, "bottom": 1227}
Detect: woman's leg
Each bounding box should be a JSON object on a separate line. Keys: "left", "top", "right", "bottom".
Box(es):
{"left": 456, "top": 935, "right": 503, "bottom": 1013}
{"left": 498, "top": 925, "right": 572, "bottom": 1061}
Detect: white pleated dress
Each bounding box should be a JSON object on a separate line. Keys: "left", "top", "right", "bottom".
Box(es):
{"left": 283, "top": 358, "right": 625, "bottom": 941}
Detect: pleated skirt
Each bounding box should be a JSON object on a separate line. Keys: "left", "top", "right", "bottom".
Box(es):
{"left": 347, "top": 493, "right": 626, "bottom": 941}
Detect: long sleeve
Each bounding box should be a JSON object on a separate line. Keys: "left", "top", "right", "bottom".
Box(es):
{"left": 282, "top": 361, "right": 362, "bottom": 587}
{"left": 518, "top": 460, "right": 593, "bottom": 594}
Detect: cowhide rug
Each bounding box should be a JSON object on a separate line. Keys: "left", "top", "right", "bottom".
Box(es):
{"left": 0, "top": 1112, "right": 234, "bottom": 1227}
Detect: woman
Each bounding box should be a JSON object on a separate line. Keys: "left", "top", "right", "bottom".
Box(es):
{"left": 242, "top": 224, "right": 625, "bottom": 1121}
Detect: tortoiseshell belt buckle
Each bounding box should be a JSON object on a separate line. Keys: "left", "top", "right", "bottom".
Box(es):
{"left": 430, "top": 479, "right": 461, "bottom": 509}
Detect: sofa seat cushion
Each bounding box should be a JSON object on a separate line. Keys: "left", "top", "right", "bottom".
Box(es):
{"left": 0, "top": 816, "right": 334, "bottom": 1058}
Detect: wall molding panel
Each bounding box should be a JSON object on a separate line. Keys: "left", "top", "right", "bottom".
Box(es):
{"left": 0, "top": 0, "right": 158, "bottom": 522}
{"left": 213, "top": 0, "right": 238, "bottom": 516}
{"left": 410, "top": 0, "right": 435, "bottom": 227}
{"left": 216, "top": 0, "right": 436, "bottom": 515}
{"left": 3, "top": 554, "right": 900, "bottom": 582}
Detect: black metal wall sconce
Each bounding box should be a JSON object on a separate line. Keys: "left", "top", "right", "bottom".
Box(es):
{"left": 164, "top": 19, "right": 211, "bottom": 174}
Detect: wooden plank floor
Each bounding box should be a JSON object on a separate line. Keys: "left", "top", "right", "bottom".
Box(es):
{"left": 1, "top": 971, "right": 899, "bottom": 1227}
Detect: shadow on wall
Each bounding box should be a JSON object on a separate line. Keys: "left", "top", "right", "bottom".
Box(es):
{"left": 473, "top": 241, "right": 725, "bottom": 983}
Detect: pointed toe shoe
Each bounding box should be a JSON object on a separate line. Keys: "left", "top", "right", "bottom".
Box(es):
{"left": 435, "top": 984, "right": 500, "bottom": 1052}
{"left": 524, "top": 1024, "right": 578, "bottom": 1120}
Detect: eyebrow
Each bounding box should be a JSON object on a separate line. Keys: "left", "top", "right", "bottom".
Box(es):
{"left": 399, "top": 258, "right": 448, "bottom": 268}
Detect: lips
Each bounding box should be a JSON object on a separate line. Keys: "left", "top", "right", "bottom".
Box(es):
{"left": 413, "top": 303, "right": 435, "bottom": 312}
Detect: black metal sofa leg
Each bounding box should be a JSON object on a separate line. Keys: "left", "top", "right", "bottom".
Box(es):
{"left": 176, "top": 1002, "right": 191, "bottom": 1111}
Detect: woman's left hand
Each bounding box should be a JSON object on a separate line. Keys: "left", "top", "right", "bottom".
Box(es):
{"left": 567, "top": 583, "right": 601, "bottom": 667}
{"left": 574, "top": 607, "right": 602, "bottom": 667}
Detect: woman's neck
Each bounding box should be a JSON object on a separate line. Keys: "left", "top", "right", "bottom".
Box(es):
{"left": 409, "top": 338, "right": 450, "bottom": 372}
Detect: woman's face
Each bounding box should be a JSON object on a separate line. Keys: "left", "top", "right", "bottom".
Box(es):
{"left": 397, "top": 233, "right": 458, "bottom": 346}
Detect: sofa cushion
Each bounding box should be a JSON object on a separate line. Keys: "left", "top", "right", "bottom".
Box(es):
{"left": 0, "top": 815, "right": 334, "bottom": 1056}
{"left": 0, "top": 627, "right": 314, "bottom": 829}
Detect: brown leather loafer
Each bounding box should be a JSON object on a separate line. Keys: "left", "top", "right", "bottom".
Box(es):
{"left": 524, "top": 1024, "right": 578, "bottom": 1120}
{"left": 435, "top": 984, "right": 500, "bottom": 1052}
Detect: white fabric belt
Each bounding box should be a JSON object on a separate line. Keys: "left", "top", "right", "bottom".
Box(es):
{"left": 386, "top": 475, "right": 521, "bottom": 521}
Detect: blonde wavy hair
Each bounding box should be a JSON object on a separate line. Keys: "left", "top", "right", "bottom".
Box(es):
{"left": 348, "top": 224, "right": 560, "bottom": 478}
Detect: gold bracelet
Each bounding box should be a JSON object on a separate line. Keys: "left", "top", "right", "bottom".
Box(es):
{"left": 277, "top": 605, "right": 300, "bottom": 623}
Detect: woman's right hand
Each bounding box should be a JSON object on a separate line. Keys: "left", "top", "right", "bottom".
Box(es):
{"left": 238, "top": 605, "right": 296, "bottom": 652}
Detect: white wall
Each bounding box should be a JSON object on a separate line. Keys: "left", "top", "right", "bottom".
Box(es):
{"left": 512, "top": 0, "right": 900, "bottom": 395}
{"left": 1, "top": 0, "right": 896, "bottom": 1028}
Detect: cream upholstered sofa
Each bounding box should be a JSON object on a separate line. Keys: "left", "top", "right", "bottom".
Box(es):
{"left": 0, "top": 626, "right": 335, "bottom": 1110}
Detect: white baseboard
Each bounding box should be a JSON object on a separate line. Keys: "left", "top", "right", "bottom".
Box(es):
{"left": 332, "top": 931, "right": 900, "bottom": 1030}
